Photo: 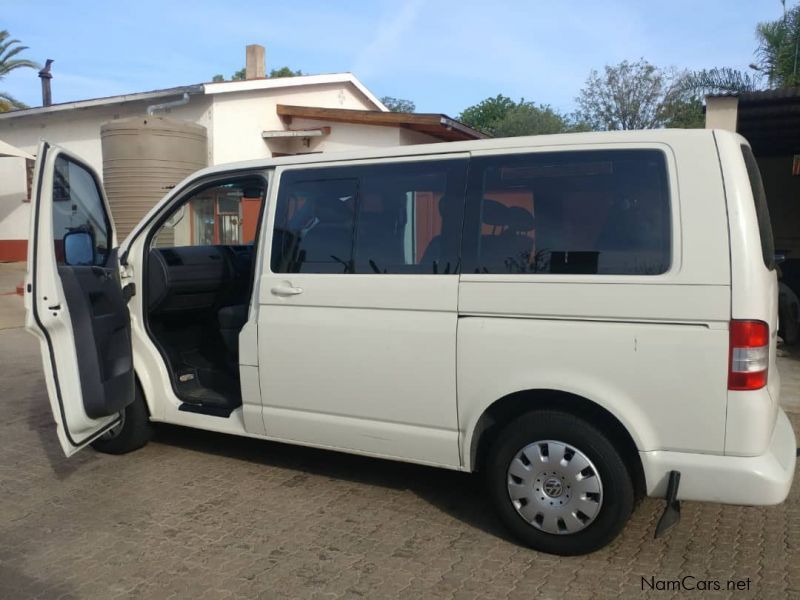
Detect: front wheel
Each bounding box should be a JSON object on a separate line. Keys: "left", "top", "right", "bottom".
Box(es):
{"left": 91, "top": 384, "right": 152, "bottom": 455}
{"left": 485, "top": 410, "right": 634, "bottom": 555}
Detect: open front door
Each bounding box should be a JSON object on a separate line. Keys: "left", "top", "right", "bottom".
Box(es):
{"left": 25, "top": 141, "right": 135, "bottom": 456}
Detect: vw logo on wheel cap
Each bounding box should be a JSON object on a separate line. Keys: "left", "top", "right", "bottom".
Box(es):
{"left": 542, "top": 477, "right": 564, "bottom": 498}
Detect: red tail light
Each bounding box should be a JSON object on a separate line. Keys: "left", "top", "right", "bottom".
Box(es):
{"left": 728, "top": 320, "right": 769, "bottom": 391}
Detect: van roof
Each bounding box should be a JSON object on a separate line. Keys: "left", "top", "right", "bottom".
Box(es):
{"left": 196, "top": 128, "right": 730, "bottom": 178}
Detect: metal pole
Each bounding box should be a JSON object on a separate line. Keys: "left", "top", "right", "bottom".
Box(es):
{"left": 38, "top": 59, "right": 53, "bottom": 107}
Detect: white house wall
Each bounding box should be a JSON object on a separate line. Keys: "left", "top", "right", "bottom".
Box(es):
{"left": 278, "top": 117, "right": 441, "bottom": 155}
{"left": 0, "top": 95, "right": 213, "bottom": 174}
{"left": 0, "top": 96, "right": 213, "bottom": 260}
{"left": 210, "top": 82, "right": 377, "bottom": 164}
{"left": 0, "top": 156, "right": 29, "bottom": 251}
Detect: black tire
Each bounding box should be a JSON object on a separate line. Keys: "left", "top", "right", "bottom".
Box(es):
{"left": 485, "top": 410, "right": 634, "bottom": 556}
{"left": 91, "top": 384, "right": 152, "bottom": 455}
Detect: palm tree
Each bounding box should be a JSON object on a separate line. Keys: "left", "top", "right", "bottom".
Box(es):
{"left": 0, "top": 30, "right": 40, "bottom": 112}
{"left": 753, "top": 3, "right": 800, "bottom": 88}
{"left": 676, "top": 67, "right": 764, "bottom": 97}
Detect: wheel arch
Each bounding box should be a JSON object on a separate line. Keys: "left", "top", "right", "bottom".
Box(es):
{"left": 466, "top": 389, "right": 645, "bottom": 498}
{"left": 133, "top": 370, "right": 153, "bottom": 417}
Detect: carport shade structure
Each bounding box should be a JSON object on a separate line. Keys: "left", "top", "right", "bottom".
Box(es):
{"left": 717, "top": 88, "right": 800, "bottom": 156}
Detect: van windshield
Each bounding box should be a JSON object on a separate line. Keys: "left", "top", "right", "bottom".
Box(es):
{"left": 741, "top": 144, "right": 775, "bottom": 270}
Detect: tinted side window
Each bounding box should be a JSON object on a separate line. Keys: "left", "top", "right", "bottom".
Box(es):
{"left": 271, "top": 159, "right": 467, "bottom": 274}
{"left": 463, "top": 150, "right": 671, "bottom": 275}
{"left": 741, "top": 145, "right": 775, "bottom": 271}
{"left": 52, "top": 156, "right": 111, "bottom": 266}
{"left": 272, "top": 177, "right": 358, "bottom": 273}
{"left": 355, "top": 161, "right": 465, "bottom": 274}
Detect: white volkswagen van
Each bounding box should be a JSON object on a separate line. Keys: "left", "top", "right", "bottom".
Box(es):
{"left": 25, "top": 129, "right": 796, "bottom": 555}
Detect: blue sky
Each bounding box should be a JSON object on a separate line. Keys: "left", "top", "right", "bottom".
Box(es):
{"left": 0, "top": 0, "right": 787, "bottom": 117}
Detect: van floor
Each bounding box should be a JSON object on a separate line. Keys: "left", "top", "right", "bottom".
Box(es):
{"left": 149, "top": 316, "right": 241, "bottom": 412}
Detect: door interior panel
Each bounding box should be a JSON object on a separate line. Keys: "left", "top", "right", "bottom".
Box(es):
{"left": 58, "top": 249, "right": 134, "bottom": 419}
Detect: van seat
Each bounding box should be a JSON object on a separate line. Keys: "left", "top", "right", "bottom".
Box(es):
{"left": 480, "top": 201, "right": 534, "bottom": 272}
{"left": 218, "top": 304, "right": 248, "bottom": 359}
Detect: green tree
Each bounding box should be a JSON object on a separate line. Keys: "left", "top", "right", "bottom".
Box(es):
{"left": 576, "top": 59, "right": 675, "bottom": 130}
{"left": 678, "top": 67, "right": 763, "bottom": 96}
{"left": 660, "top": 97, "right": 705, "bottom": 129}
{"left": 0, "top": 30, "right": 40, "bottom": 112}
{"left": 458, "top": 94, "right": 517, "bottom": 133}
{"left": 379, "top": 96, "right": 415, "bottom": 112}
{"left": 211, "top": 66, "right": 302, "bottom": 82}
{"left": 270, "top": 66, "right": 303, "bottom": 78}
{"left": 753, "top": 2, "right": 800, "bottom": 87}
{"left": 459, "top": 94, "right": 581, "bottom": 136}
{"left": 576, "top": 59, "right": 728, "bottom": 130}
{"left": 493, "top": 103, "right": 582, "bottom": 136}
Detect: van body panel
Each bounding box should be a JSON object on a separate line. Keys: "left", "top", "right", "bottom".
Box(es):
{"left": 255, "top": 156, "right": 469, "bottom": 468}
{"left": 457, "top": 281, "right": 729, "bottom": 323}
{"left": 457, "top": 317, "right": 729, "bottom": 463}
{"left": 257, "top": 304, "right": 460, "bottom": 466}
{"left": 641, "top": 408, "right": 795, "bottom": 504}
{"left": 457, "top": 134, "right": 733, "bottom": 469}
{"left": 714, "top": 131, "right": 781, "bottom": 456}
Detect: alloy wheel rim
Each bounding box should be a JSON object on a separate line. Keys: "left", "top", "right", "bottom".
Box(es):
{"left": 506, "top": 440, "right": 603, "bottom": 535}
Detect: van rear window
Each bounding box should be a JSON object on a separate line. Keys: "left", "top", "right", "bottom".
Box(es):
{"left": 741, "top": 145, "right": 775, "bottom": 271}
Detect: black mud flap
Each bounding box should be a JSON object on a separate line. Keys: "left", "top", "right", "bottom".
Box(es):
{"left": 654, "top": 470, "right": 681, "bottom": 539}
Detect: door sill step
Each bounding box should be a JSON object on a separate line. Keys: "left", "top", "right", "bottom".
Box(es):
{"left": 178, "top": 403, "right": 235, "bottom": 418}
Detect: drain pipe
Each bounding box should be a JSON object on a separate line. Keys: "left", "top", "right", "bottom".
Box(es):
{"left": 146, "top": 92, "right": 191, "bottom": 116}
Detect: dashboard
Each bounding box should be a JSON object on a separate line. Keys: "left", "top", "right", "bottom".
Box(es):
{"left": 147, "top": 245, "right": 254, "bottom": 314}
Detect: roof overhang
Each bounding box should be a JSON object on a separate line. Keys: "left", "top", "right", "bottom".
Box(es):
{"left": 205, "top": 73, "right": 387, "bottom": 111}
{"left": 276, "top": 104, "right": 487, "bottom": 142}
{"left": 0, "top": 85, "right": 204, "bottom": 121}
{"left": 0, "top": 73, "right": 388, "bottom": 122}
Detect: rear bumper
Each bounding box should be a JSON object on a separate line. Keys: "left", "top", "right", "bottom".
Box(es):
{"left": 641, "top": 409, "right": 797, "bottom": 505}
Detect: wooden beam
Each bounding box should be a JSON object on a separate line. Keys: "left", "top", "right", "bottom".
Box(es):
{"left": 275, "top": 104, "right": 487, "bottom": 140}
{"left": 277, "top": 104, "right": 438, "bottom": 126}
{"left": 261, "top": 127, "right": 331, "bottom": 139}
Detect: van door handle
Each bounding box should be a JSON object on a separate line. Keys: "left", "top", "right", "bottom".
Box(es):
{"left": 271, "top": 284, "right": 304, "bottom": 296}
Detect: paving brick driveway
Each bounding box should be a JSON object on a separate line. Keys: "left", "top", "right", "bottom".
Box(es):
{"left": 1, "top": 273, "right": 798, "bottom": 598}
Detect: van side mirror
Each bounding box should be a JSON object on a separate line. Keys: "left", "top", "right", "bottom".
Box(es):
{"left": 63, "top": 230, "right": 95, "bottom": 266}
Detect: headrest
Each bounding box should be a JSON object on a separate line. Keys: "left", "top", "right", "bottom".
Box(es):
{"left": 506, "top": 206, "right": 534, "bottom": 232}
{"left": 482, "top": 199, "right": 534, "bottom": 232}
{"left": 314, "top": 198, "right": 352, "bottom": 223}
{"left": 438, "top": 195, "right": 461, "bottom": 220}
{"left": 481, "top": 199, "right": 508, "bottom": 226}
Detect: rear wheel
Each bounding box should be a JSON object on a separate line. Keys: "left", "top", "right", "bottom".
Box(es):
{"left": 91, "top": 384, "right": 152, "bottom": 455}
{"left": 485, "top": 410, "right": 633, "bottom": 555}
